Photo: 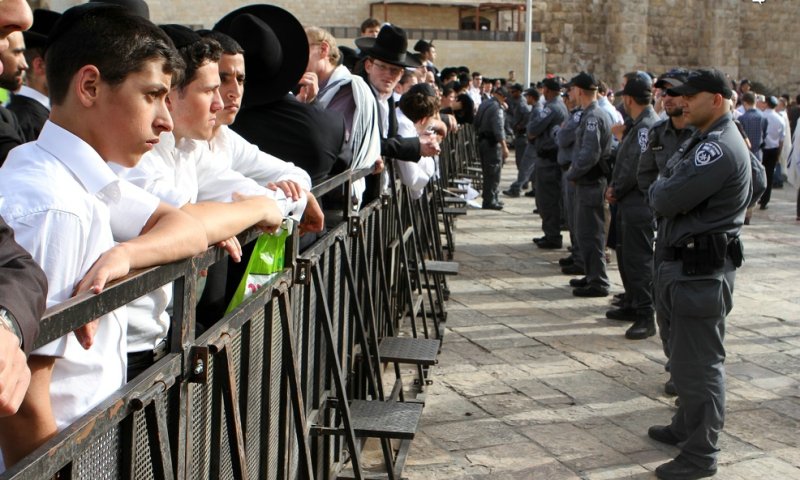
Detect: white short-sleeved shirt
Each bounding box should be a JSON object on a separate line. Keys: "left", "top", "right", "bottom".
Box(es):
{"left": 113, "top": 131, "right": 308, "bottom": 353}
{"left": 0, "top": 120, "right": 160, "bottom": 430}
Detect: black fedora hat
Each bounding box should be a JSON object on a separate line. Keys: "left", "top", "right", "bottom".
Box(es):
{"left": 214, "top": 5, "right": 308, "bottom": 108}
{"left": 23, "top": 9, "right": 62, "bottom": 51}
{"left": 355, "top": 24, "right": 421, "bottom": 68}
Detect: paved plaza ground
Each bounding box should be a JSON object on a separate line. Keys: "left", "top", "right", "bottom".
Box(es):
{"left": 404, "top": 159, "right": 800, "bottom": 479}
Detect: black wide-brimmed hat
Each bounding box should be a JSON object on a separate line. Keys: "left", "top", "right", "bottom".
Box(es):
{"left": 23, "top": 9, "right": 62, "bottom": 50}
{"left": 355, "top": 24, "right": 421, "bottom": 68}
{"left": 88, "top": 0, "right": 150, "bottom": 19}
{"left": 214, "top": 4, "right": 308, "bottom": 108}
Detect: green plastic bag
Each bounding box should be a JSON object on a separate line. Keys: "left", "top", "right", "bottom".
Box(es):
{"left": 225, "top": 221, "right": 292, "bottom": 314}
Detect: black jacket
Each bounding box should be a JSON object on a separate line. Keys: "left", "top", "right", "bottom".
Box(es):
{"left": 0, "top": 106, "right": 25, "bottom": 166}
{"left": 7, "top": 94, "right": 49, "bottom": 143}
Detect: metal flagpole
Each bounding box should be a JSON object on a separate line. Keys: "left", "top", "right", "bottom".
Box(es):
{"left": 524, "top": 0, "right": 533, "bottom": 87}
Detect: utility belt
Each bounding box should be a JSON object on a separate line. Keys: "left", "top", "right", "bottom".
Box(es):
{"left": 581, "top": 155, "right": 612, "bottom": 181}
{"left": 478, "top": 132, "right": 497, "bottom": 142}
{"left": 663, "top": 233, "right": 743, "bottom": 275}
{"left": 537, "top": 146, "right": 558, "bottom": 159}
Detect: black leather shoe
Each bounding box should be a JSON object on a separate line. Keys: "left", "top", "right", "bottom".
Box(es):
{"left": 561, "top": 264, "right": 584, "bottom": 275}
{"left": 573, "top": 285, "right": 609, "bottom": 297}
{"left": 665, "top": 379, "right": 677, "bottom": 396}
{"left": 569, "top": 277, "right": 588, "bottom": 288}
{"left": 625, "top": 316, "right": 656, "bottom": 339}
{"left": 759, "top": 204, "right": 768, "bottom": 210}
{"left": 648, "top": 425, "right": 681, "bottom": 446}
{"left": 536, "top": 239, "right": 563, "bottom": 249}
{"left": 532, "top": 208, "right": 539, "bottom": 214}
{"left": 611, "top": 297, "right": 626, "bottom": 308}
{"left": 655, "top": 455, "right": 716, "bottom": 480}
{"left": 482, "top": 202, "right": 503, "bottom": 210}
{"left": 524, "top": 190, "right": 536, "bottom": 197}
{"left": 605, "top": 307, "right": 637, "bottom": 321}
{"left": 558, "top": 256, "right": 574, "bottom": 267}
{"left": 502, "top": 189, "right": 520, "bottom": 198}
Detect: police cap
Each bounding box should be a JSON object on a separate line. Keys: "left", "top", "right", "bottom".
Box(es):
{"left": 655, "top": 68, "right": 690, "bottom": 90}
{"left": 667, "top": 68, "right": 733, "bottom": 99}
{"left": 620, "top": 71, "right": 652, "bottom": 99}
{"left": 569, "top": 72, "right": 598, "bottom": 91}
{"left": 541, "top": 77, "right": 561, "bottom": 91}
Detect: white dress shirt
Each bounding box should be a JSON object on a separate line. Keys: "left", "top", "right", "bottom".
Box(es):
{"left": 210, "top": 125, "right": 311, "bottom": 191}
{"left": 763, "top": 108, "right": 785, "bottom": 150}
{"left": 113, "top": 131, "right": 307, "bottom": 353}
{"left": 0, "top": 120, "right": 160, "bottom": 430}
{"left": 394, "top": 108, "right": 436, "bottom": 199}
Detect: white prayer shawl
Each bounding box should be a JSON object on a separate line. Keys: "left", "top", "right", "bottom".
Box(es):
{"left": 317, "top": 65, "right": 381, "bottom": 208}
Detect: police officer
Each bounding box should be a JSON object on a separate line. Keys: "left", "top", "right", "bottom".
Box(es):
{"left": 557, "top": 86, "right": 584, "bottom": 275}
{"left": 565, "top": 72, "right": 612, "bottom": 296}
{"left": 504, "top": 87, "right": 541, "bottom": 197}
{"left": 637, "top": 68, "right": 694, "bottom": 395}
{"left": 506, "top": 83, "right": 530, "bottom": 168}
{"left": 647, "top": 69, "right": 751, "bottom": 480}
{"left": 531, "top": 77, "right": 568, "bottom": 249}
{"left": 605, "top": 72, "right": 660, "bottom": 339}
{"left": 474, "top": 86, "right": 509, "bottom": 209}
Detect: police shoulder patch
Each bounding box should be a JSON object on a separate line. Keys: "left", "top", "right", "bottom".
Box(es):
{"left": 638, "top": 128, "right": 649, "bottom": 153}
{"left": 540, "top": 107, "right": 551, "bottom": 118}
{"left": 586, "top": 118, "right": 598, "bottom": 132}
{"left": 572, "top": 111, "right": 583, "bottom": 123}
{"left": 694, "top": 142, "right": 724, "bottom": 167}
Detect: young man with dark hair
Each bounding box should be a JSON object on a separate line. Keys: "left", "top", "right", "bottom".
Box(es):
{"left": 360, "top": 17, "right": 381, "bottom": 38}
{"left": 0, "top": 4, "right": 209, "bottom": 467}
{"left": 114, "top": 24, "right": 306, "bottom": 377}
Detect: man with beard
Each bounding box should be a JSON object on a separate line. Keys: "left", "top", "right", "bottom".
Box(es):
{"left": 637, "top": 68, "right": 693, "bottom": 396}
{"left": 0, "top": 30, "right": 25, "bottom": 163}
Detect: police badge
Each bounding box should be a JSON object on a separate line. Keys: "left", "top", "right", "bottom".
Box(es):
{"left": 638, "top": 128, "right": 649, "bottom": 153}
{"left": 694, "top": 142, "right": 723, "bottom": 167}
{"left": 586, "top": 118, "right": 597, "bottom": 132}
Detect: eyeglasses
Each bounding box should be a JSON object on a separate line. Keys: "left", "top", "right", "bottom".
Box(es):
{"left": 370, "top": 60, "right": 404, "bottom": 76}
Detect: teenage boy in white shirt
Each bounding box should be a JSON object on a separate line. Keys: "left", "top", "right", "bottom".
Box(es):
{"left": 0, "top": 5, "right": 211, "bottom": 467}
{"left": 113, "top": 26, "right": 308, "bottom": 378}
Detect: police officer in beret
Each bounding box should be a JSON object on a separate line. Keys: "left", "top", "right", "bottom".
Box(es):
{"left": 605, "top": 72, "right": 660, "bottom": 339}
{"left": 564, "top": 72, "right": 613, "bottom": 297}
{"left": 647, "top": 68, "right": 751, "bottom": 480}
{"left": 475, "top": 86, "right": 509, "bottom": 209}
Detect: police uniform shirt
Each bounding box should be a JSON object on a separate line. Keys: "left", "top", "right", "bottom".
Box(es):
{"left": 611, "top": 105, "right": 659, "bottom": 200}
{"left": 529, "top": 96, "right": 568, "bottom": 157}
{"left": 637, "top": 117, "right": 694, "bottom": 195}
{"left": 506, "top": 95, "right": 530, "bottom": 136}
{"left": 0, "top": 120, "right": 161, "bottom": 430}
{"left": 475, "top": 97, "right": 505, "bottom": 143}
{"left": 649, "top": 113, "right": 752, "bottom": 247}
{"left": 557, "top": 108, "right": 583, "bottom": 169}
{"left": 566, "top": 101, "right": 613, "bottom": 182}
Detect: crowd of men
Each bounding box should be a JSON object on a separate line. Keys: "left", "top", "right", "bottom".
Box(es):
{"left": 0, "top": 0, "right": 786, "bottom": 478}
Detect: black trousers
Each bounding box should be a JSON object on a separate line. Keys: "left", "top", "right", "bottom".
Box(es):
{"left": 760, "top": 147, "right": 780, "bottom": 207}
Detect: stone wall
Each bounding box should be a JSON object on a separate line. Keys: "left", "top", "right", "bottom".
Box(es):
{"left": 34, "top": 0, "right": 800, "bottom": 94}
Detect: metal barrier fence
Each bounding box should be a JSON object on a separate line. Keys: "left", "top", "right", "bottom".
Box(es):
{"left": 2, "top": 127, "right": 479, "bottom": 480}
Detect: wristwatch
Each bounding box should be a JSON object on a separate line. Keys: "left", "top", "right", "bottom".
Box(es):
{"left": 0, "top": 308, "right": 22, "bottom": 347}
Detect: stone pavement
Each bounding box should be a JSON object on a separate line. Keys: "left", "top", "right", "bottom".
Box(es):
{"left": 403, "top": 160, "right": 800, "bottom": 479}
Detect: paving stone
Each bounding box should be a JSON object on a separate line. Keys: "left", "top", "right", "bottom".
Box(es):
{"left": 518, "top": 422, "right": 632, "bottom": 472}
{"left": 716, "top": 456, "right": 800, "bottom": 479}
{"left": 422, "top": 418, "right": 528, "bottom": 451}
{"left": 418, "top": 384, "right": 488, "bottom": 424}
{"left": 441, "top": 370, "right": 514, "bottom": 397}
{"left": 452, "top": 323, "right": 543, "bottom": 350}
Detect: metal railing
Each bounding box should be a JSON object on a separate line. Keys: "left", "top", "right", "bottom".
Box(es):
{"left": 2, "top": 128, "right": 479, "bottom": 479}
